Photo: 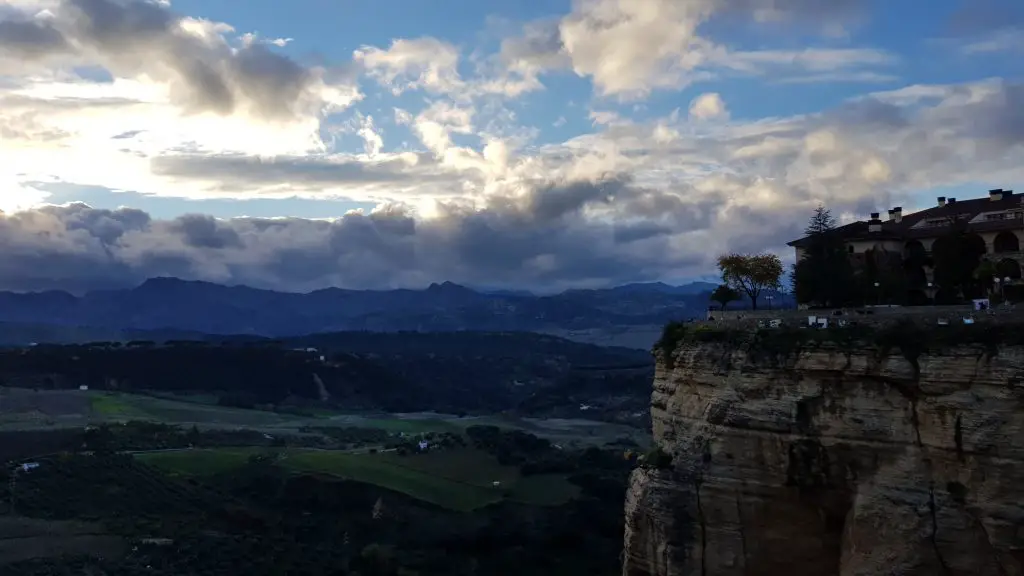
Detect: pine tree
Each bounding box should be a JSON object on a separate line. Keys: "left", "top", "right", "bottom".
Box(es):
{"left": 793, "top": 205, "right": 855, "bottom": 306}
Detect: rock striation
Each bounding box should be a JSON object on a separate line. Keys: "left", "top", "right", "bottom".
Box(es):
{"left": 623, "top": 322, "right": 1024, "bottom": 576}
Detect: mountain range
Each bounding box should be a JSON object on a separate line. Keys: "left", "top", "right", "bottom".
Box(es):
{"left": 0, "top": 278, "right": 792, "bottom": 348}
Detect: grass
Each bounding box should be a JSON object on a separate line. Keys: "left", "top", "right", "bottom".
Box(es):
{"left": 286, "top": 450, "right": 501, "bottom": 511}
{"left": 135, "top": 448, "right": 265, "bottom": 476}
{"left": 137, "top": 447, "right": 579, "bottom": 512}
{"left": 89, "top": 393, "right": 150, "bottom": 418}
{"left": 87, "top": 392, "right": 286, "bottom": 426}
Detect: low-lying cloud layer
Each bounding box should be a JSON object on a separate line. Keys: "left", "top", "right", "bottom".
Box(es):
{"left": 0, "top": 0, "right": 1021, "bottom": 293}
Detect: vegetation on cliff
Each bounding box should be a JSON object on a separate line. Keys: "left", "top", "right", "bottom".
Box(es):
{"left": 655, "top": 318, "right": 1024, "bottom": 369}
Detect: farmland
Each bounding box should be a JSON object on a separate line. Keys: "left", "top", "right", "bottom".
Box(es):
{"left": 138, "top": 447, "right": 580, "bottom": 511}
{"left": 0, "top": 387, "right": 648, "bottom": 448}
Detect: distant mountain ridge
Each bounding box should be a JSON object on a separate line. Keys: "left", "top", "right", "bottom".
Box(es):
{"left": 0, "top": 278, "right": 793, "bottom": 346}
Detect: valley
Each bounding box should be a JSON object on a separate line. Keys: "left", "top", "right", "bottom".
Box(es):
{"left": 0, "top": 331, "right": 652, "bottom": 575}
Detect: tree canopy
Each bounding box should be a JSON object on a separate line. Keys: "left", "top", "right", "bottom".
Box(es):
{"left": 710, "top": 284, "right": 740, "bottom": 311}
{"left": 792, "top": 205, "right": 856, "bottom": 307}
{"left": 931, "top": 216, "right": 987, "bottom": 301}
{"left": 717, "top": 253, "right": 783, "bottom": 310}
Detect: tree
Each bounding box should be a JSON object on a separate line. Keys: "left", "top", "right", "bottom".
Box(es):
{"left": 792, "top": 205, "right": 856, "bottom": 307}
{"left": 717, "top": 253, "right": 784, "bottom": 310}
{"left": 710, "top": 284, "right": 740, "bottom": 311}
{"left": 931, "top": 216, "right": 986, "bottom": 301}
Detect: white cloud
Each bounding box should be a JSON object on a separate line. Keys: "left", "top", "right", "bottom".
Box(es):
{"left": 357, "top": 114, "right": 384, "bottom": 157}
{"left": 354, "top": 37, "right": 464, "bottom": 95}
{"left": 495, "top": 0, "right": 890, "bottom": 99}
{"left": 688, "top": 92, "right": 728, "bottom": 120}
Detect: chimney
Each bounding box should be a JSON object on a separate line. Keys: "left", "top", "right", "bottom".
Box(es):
{"left": 948, "top": 198, "right": 957, "bottom": 205}
{"left": 990, "top": 188, "right": 1004, "bottom": 202}
{"left": 893, "top": 206, "right": 903, "bottom": 223}
{"left": 886, "top": 209, "right": 894, "bottom": 221}
{"left": 937, "top": 196, "right": 946, "bottom": 207}
{"left": 868, "top": 212, "right": 882, "bottom": 233}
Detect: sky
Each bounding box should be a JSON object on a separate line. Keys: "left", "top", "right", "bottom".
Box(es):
{"left": 0, "top": 0, "right": 1022, "bottom": 294}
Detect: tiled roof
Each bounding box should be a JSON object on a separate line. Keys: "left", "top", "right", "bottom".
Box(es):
{"left": 788, "top": 190, "right": 1024, "bottom": 248}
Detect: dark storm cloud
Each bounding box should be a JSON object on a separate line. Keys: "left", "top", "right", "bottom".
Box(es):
{"left": 167, "top": 214, "right": 244, "bottom": 249}
{"left": 0, "top": 177, "right": 726, "bottom": 293}
{"left": 0, "top": 19, "right": 71, "bottom": 58}
{"left": 0, "top": 0, "right": 349, "bottom": 120}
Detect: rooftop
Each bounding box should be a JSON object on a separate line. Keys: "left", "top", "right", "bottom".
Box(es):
{"left": 788, "top": 189, "right": 1024, "bottom": 248}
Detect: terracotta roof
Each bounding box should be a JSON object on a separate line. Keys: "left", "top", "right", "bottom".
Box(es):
{"left": 788, "top": 190, "right": 1024, "bottom": 248}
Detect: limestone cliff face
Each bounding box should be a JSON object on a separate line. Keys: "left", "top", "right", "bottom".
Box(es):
{"left": 623, "top": 332, "right": 1024, "bottom": 576}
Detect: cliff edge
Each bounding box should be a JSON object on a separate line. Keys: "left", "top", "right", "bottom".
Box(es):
{"left": 622, "top": 320, "right": 1024, "bottom": 576}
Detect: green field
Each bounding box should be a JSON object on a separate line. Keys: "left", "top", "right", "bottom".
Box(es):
{"left": 137, "top": 447, "right": 579, "bottom": 512}
{"left": 89, "top": 393, "right": 150, "bottom": 418}
{"left": 135, "top": 448, "right": 266, "bottom": 476}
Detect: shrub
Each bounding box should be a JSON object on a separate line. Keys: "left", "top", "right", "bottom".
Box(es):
{"left": 641, "top": 446, "right": 673, "bottom": 470}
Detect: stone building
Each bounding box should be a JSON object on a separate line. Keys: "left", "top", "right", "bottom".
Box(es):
{"left": 787, "top": 189, "right": 1023, "bottom": 302}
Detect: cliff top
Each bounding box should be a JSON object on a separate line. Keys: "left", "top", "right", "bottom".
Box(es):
{"left": 655, "top": 316, "right": 1024, "bottom": 369}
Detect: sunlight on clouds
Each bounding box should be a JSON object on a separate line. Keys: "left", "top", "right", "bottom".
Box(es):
{"left": 0, "top": 179, "right": 49, "bottom": 213}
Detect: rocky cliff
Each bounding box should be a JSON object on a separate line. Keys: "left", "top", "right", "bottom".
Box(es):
{"left": 622, "top": 321, "right": 1024, "bottom": 576}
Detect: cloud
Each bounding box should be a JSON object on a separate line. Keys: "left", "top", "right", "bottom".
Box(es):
{"left": 497, "top": 0, "right": 889, "bottom": 99}
{"left": 3, "top": 77, "right": 1023, "bottom": 293}
{"left": 356, "top": 114, "right": 384, "bottom": 157}
{"left": 0, "top": 176, "right": 711, "bottom": 293}
{"left": 0, "top": 0, "right": 1021, "bottom": 295}
{"left": 941, "top": 0, "right": 1024, "bottom": 56}
{"left": 689, "top": 92, "right": 728, "bottom": 120}
{"left": 354, "top": 37, "right": 463, "bottom": 96}
{"left": 962, "top": 29, "right": 1024, "bottom": 55}
{"left": 0, "top": 0, "right": 359, "bottom": 121}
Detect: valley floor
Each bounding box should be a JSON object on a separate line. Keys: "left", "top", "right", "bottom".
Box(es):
{"left": 0, "top": 387, "right": 649, "bottom": 447}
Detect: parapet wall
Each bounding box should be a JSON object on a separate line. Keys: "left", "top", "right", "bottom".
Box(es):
{"left": 701, "top": 304, "right": 1024, "bottom": 331}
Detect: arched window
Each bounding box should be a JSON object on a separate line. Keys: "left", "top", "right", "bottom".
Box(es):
{"left": 993, "top": 232, "right": 1021, "bottom": 254}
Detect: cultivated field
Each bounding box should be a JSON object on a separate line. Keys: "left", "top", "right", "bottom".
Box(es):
{"left": 0, "top": 388, "right": 647, "bottom": 446}
{"left": 138, "top": 447, "right": 580, "bottom": 512}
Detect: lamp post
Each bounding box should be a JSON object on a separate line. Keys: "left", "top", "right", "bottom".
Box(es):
{"left": 995, "top": 277, "right": 1003, "bottom": 301}
{"left": 873, "top": 281, "right": 881, "bottom": 306}
{"left": 766, "top": 295, "right": 774, "bottom": 311}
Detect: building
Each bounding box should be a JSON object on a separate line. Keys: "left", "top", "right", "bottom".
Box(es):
{"left": 787, "top": 189, "right": 1023, "bottom": 301}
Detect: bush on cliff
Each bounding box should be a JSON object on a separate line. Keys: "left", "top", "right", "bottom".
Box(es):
{"left": 656, "top": 321, "right": 689, "bottom": 360}
{"left": 641, "top": 446, "right": 673, "bottom": 470}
